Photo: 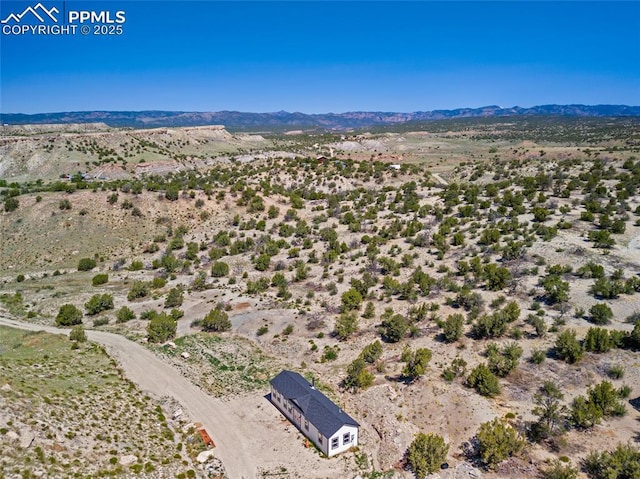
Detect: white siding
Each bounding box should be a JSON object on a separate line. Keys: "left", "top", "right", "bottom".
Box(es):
{"left": 327, "top": 425, "right": 358, "bottom": 457}
{"left": 271, "top": 384, "right": 358, "bottom": 457}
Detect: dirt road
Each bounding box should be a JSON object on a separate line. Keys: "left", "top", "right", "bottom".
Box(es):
{"left": 0, "top": 317, "right": 255, "bottom": 479}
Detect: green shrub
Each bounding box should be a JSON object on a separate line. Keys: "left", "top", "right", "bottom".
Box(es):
{"left": 334, "top": 312, "right": 359, "bottom": 340}
{"left": 283, "top": 324, "right": 294, "bottom": 335}
{"left": 341, "top": 288, "right": 363, "bottom": 312}
{"left": 164, "top": 286, "right": 184, "bottom": 308}
{"left": 442, "top": 357, "right": 467, "bottom": 382}
{"left": 582, "top": 443, "right": 640, "bottom": 479}
{"left": 530, "top": 348, "right": 546, "bottom": 364}
{"left": 93, "top": 317, "right": 109, "bottom": 327}
{"left": 343, "top": 358, "right": 374, "bottom": 392}
{"left": 165, "top": 188, "right": 179, "bottom": 201}
{"left": 321, "top": 345, "right": 338, "bottom": 362}
{"left": 541, "top": 460, "right": 578, "bottom": 479}
{"left": 77, "top": 257, "right": 97, "bottom": 271}
{"left": 359, "top": 340, "right": 383, "bottom": 364}
{"left": 129, "top": 260, "right": 144, "bottom": 271}
{"left": 541, "top": 274, "right": 570, "bottom": 304}
{"left": 406, "top": 432, "right": 449, "bottom": 477}
{"left": 150, "top": 277, "right": 167, "bottom": 289}
{"left": 140, "top": 309, "right": 157, "bottom": 321}
{"left": 55, "top": 304, "right": 83, "bottom": 326}
{"left": 530, "top": 381, "right": 566, "bottom": 442}
{"left": 92, "top": 273, "right": 108, "bottom": 286}
{"left": 246, "top": 277, "right": 269, "bottom": 294}
{"left": 589, "top": 303, "right": 613, "bottom": 325}
{"left": 379, "top": 313, "right": 408, "bottom": 343}
{"left": 211, "top": 261, "right": 229, "bottom": 278}
{"left": 254, "top": 254, "right": 271, "bottom": 272}
{"left": 146, "top": 313, "right": 176, "bottom": 343}
{"left": 84, "top": 293, "right": 114, "bottom": 315}
{"left": 570, "top": 380, "right": 626, "bottom": 429}
{"left": 3, "top": 197, "right": 19, "bottom": 212}
{"left": 607, "top": 365, "right": 624, "bottom": 379}
{"left": 201, "top": 308, "right": 231, "bottom": 332}
{"left": 127, "top": 281, "right": 149, "bottom": 301}
{"left": 584, "top": 327, "right": 611, "bottom": 353}
{"left": 402, "top": 347, "right": 432, "bottom": 381}
{"left": 442, "top": 313, "right": 464, "bottom": 342}
{"left": 116, "top": 306, "right": 136, "bottom": 323}
{"left": 472, "top": 312, "right": 508, "bottom": 339}
{"left": 467, "top": 363, "right": 500, "bottom": 397}
{"left": 69, "top": 325, "right": 87, "bottom": 343}
{"left": 476, "top": 418, "right": 524, "bottom": 469}
{"left": 362, "top": 301, "right": 375, "bottom": 319}
{"left": 487, "top": 341, "right": 522, "bottom": 377}
{"left": 555, "top": 329, "right": 584, "bottom": 363}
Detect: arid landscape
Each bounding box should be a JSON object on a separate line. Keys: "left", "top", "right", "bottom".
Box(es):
{"left": 1, "top": 116, "right": 640, "bottom": 479}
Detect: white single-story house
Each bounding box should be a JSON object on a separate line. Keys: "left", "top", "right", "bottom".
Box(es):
{"left": 270, "top": 370, "right": 359, "bottom": 457}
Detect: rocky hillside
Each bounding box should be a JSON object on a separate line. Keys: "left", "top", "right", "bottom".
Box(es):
{"left": 0, "top": 124, "right": 273, "bottom": 181}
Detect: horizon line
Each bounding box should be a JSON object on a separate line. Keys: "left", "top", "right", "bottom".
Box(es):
{"left": 3, "top": 103, "right": 640, "bottom": 116}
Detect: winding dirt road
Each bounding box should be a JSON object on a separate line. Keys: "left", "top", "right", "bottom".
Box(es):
{"left": 0, "top": 317, "right": 255, "bottom": 478}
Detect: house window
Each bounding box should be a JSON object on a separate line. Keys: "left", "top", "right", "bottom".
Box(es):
{"left": 343, "top": 432, "right": 351, "bottom": 444}
{"left": 304, "top": 419, "right": 309, "bottom": 430}
{"left": 331, "top": 437, "right": 339, "bottom": 449}
{"left": 318, "top": 433, "right": 323, "bottom": 444}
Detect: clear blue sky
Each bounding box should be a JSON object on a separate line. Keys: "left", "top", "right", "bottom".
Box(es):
{"left": 1, "top": 1, "right": 639, "bottom": 114}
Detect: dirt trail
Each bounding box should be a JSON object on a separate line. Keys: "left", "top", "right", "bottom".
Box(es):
{"left": 623, "top": 232, "right": 640, "bottom": 263}
{"left": 431, "top": 172, "right": 448, "bottom": 186}
{"left": 0, "top": 317, "right": 255, "bottom": 479}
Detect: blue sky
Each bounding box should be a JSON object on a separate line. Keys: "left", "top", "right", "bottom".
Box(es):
{"left": 1, "top": 1, "right": 639, "bottom": 114}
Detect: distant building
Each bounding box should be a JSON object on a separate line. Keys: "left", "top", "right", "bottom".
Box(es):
{"left": 389, "top": 164, "right": 401, "bottom": 170}
{"left": 270, "top": 370, "right": 359, "bottom": 457}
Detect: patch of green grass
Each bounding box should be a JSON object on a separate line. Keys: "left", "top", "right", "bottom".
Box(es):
{"left": 0, "top": 326, "right": 190, "bottom": 477}
{"left": 0, "top": 292, "right": 28, "bottom": 318}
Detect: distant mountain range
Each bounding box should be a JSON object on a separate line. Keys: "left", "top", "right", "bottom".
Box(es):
{"left": 2, "top": 104, "right": 639, "bottom": 131}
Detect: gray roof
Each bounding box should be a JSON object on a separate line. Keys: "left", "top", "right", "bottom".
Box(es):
{"left": 270, "top": 370, "right": 359, "bottom": 437}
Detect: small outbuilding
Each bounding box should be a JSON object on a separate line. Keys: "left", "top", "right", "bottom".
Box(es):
{"left": 270, "top": 370, "right": 359, "bottom": 457}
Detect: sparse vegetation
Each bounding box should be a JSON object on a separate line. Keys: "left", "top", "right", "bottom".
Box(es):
{"left": 2, "top": 117, "right": 639, "bottom": 478}
{"left": 0, "top": 327, "right": 189, "bottom": 477}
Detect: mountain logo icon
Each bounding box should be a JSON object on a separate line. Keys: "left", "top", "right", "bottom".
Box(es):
{"left": 1, "top": 3, "right": 59, "bottom": 24}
